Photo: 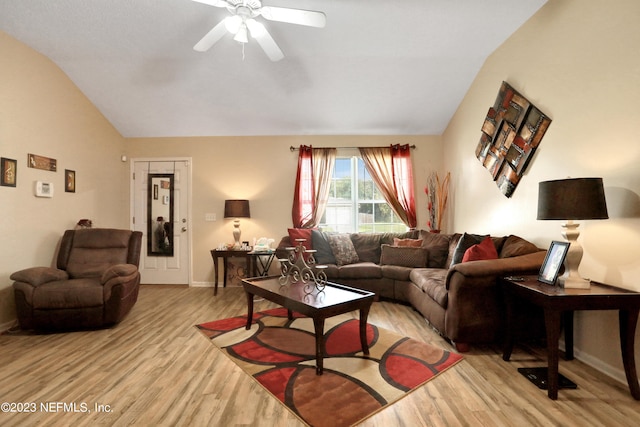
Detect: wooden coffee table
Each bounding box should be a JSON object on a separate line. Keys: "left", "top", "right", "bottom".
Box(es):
{"left": 241, "top": 276, "right": 375, "bottom": 375}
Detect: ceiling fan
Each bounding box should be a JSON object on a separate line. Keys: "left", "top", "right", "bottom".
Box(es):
{"left": 191, "top": 0, "right": 326, "bottom": 61}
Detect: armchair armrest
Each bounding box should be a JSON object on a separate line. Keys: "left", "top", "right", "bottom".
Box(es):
{"left": 101, "top": 264, "right": 138, "bottom": 285}
{"left": 10, "top": 267, "right": 68, "bottom": 287}
{"left": 102, "top": 264, "right": 140, "bottom": 301}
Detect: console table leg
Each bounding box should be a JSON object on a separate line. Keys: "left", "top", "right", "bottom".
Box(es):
{"left": 223, "top": 258, "right": 228, "bottom": 289}
{"left": 619, "top": 309, "right": 640, "bottom": 400}
{"left": 544, "top": 308, "right": 562, "bottom": 400}
{"left": 211, "top": 252, "right": 219, "bottom": 296}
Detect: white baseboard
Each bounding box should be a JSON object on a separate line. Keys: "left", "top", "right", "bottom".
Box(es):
{"left": 560, "top": 339, "right": 627, "bottom": 386}
{"left": 573, "top": 347, "right": 628, "bottom": 386}
{"left": 190, "top": 281, "right": 243, "bottom": 289}
{"left": 190, "top": 281, "right": 214, "bottom": 288}
{"left": 0, "top": 319, "right": 18, "bottom": 333}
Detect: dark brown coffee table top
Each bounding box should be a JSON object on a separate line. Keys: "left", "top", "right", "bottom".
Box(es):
{"left": 241, "top": 276, "right": 374, "bottom": 315}
{"left": 241, "top": 276, "right": 375, "bottom": 375}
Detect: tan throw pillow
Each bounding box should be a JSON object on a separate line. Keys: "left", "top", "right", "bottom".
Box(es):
{"left": 326, "top": 234, "right": 360, "bottom": 266}
{"left": 393, "top": 238, "right": 423, "bottom": 247}
{"left": 380, "top": 244, "right": 428, "bottom": 268}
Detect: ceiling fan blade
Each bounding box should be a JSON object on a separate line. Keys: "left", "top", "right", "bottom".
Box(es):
{"left": 191, "top": 0, "right": 230, "bottom": 8}
{"left": 193, "top": 20, "right": 228, "bottom": 52}
{"left": 246, "top": 19, "right": 284, "bottom": 62}
{"left": 260, "top": 6, "right": 326, "bottom": 28}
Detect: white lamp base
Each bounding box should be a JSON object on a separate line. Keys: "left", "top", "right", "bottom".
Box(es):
{"left": 558, "top": 276, "right": 591, "bottom": 289}
{"left": 559, "top": 220, "right": 591, "bottom": 289}
{"left": 232, "top": 219, "right": 242, "bottom": 249}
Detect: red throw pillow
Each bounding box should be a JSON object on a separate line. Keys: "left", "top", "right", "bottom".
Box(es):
{"left": 287, "top": 228, "right": 315, "bottom": 251}
{"left": 462, "top": 236, "right": 498, "bottom": 263}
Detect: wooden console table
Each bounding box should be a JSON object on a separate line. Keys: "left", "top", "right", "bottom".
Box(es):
{"left": 210, "top": 249, "right": 276, "bottom": 295}
{"left": 501, "top": 275, "right": 640, "bottom": 400}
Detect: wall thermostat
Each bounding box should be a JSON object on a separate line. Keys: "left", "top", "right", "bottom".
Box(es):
{"left": 35, "top": 181, "right": 54, "bottom": 198}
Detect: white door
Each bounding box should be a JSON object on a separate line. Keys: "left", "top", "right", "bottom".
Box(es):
{"left": 132, "top": 159, "right": 191, "bottom": 284}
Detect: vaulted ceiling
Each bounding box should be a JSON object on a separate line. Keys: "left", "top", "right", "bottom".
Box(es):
{"left": 0, "top": 0, "right": 547, "bottom": 137}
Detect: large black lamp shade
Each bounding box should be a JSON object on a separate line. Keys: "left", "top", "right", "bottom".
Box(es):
{"left": 537, "top": 178, "right": 608, "bottom": 220}
{"left": 537, "top": 178, "right": 608, "bottom": 289}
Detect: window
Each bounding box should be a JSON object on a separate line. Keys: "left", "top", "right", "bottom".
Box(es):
{"left": 319, "top": 157, "right": 407, "bottom": 233}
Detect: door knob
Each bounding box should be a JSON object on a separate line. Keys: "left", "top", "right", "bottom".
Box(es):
{"left": 181, "top": 227, "right": 187, "bottom": 232}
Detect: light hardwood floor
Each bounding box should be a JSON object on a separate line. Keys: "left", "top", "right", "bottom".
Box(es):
{"left": 1, "top": 285, "right": 639, "bottom": 427}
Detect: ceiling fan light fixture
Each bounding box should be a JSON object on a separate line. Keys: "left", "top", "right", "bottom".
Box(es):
{"left": 224, "top": 15, "right": 242, "bottom": 34}
{"left": 246, "top": 19, "right": 266, "bottom": 37}
{"left": 233, "top": 23, "right": 249, "bottom": 43}
{"left": 192, "top": 0, "right": 326, "bottom": 60}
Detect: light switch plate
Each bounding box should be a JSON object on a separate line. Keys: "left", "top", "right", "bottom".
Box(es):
{"left": 205, "top": 213, "right": 216, "bottom": 221}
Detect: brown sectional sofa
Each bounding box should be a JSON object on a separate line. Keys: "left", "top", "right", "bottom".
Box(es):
{"left": 276, "top": 229, "right": 546, "bottom": 351}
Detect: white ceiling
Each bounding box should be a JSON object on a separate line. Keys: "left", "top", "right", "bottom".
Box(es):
{"left": 0, "top": 0, "right": 547, "bottom": 137}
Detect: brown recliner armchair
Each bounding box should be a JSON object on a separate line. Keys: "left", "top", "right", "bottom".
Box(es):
{"left": 11, "top": 228, "right": 143, "bottom": 331}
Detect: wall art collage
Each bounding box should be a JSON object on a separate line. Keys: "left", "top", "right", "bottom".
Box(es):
{"left": 1, "top": 153, "right": 76, "bottom": 194}
{"left": 475, "top": 81, "right": 552, "bottom": 197}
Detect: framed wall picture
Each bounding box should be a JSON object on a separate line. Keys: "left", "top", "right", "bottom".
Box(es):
{"left": 1, "top": 157, "right": 17, "bottom": 187}
{"left": 538, "top": 241, "right": 570, "bottom": 285}
{"left": 65, "top": 169, "right": 76, "bottom": 193}
{"left": 28, "top": 153, "right": 57, "bottom": 171}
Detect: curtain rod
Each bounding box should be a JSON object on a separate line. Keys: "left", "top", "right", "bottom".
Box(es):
{"left": 289, "top": 145, "right": 416, "bottom": 151}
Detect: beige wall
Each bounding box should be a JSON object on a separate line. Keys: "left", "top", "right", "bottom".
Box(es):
{"left": 3, "top": 0, "right": 637, "bottom": 387}
{"left": 0, "top": 32, "right": 128, "bottom": 326}
{"left": 443, "top": 0, "right": 640, "bottom": 382}
{"left": 125, "top": 135, "right": 443, "bottom": 285}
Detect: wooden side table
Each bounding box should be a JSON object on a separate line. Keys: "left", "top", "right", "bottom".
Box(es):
{"left": 210, "top": 249, "right": 277, "bottom": 295}
{"left": 501, "top": 275, "right": 640, "bottom": 400}
{"left": 210, "top": 249, "right": 252, "bottom": 296}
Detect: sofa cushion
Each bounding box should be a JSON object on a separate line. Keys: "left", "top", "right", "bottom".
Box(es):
{"left": 350, "top": 233, "right": 383, "bottom": 263}
{"left": 409, "top": 268, "right": 449, "bottom": 308}
{"left": 288, "top": 228, "right": 315, "bottom": 251}
{"left": 379, "top": 230, "right": 419, "bottom": 245}
{"left": 326, "top": 233, "right": 360, "bottom": 266}
{"left": 32, "top": 278, "right": 104, "bottom": 309}
{"left": 418, "top": 231, "right": 452, "bottom": 268}
{"left": 319, "top": 263, "right": 339, "bottom": 279}
{"left": 380, "top": 244, "right": 428, "bottom": 268}
{"left": 500, "top": 235, "right": 540, "bottom": 258}
{"left": 311, "top": 230, "right": 337, "bottom": 265}
{"left": 393, "top": 238, "right": 423, "bottom": 247}
{"left": 381, "top": 264, "right": 414, "bottom": 281}
{"left": 462, "top": 236, "right": 498, "bottom": 263}
{"left": 450, "top": 233, "right": 488, "bottom": 266}
{"left": 337, "top": 262, "right": 382, "bottom": 279}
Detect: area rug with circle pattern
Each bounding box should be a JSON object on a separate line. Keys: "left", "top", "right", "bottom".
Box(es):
{"left": 196, "top": 308, "right": 463, "bottom": 427}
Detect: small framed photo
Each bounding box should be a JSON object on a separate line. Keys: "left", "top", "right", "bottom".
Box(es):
{"left": 65, "top": 169, "right": 76, "bottom": 193}
{"left": 1, "top": 157, "right": 17, "bottom": 187}
{"left": 538, "top": 241, "right": 570, "bottom": 285}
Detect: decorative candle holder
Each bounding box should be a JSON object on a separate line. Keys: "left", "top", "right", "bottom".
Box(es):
{"left": 278, "top": 238, "right": 327, "bottom": 296}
